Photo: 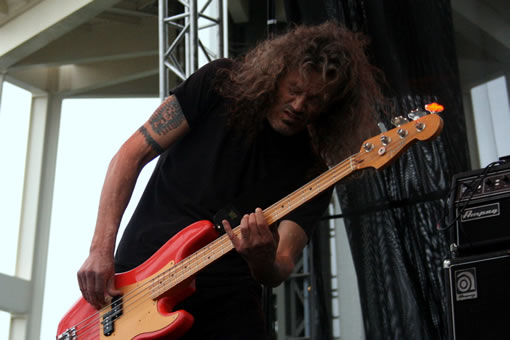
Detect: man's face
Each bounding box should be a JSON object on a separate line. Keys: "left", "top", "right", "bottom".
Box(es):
{"left": 267, "top": 69, "right": 329, "bottom": 136}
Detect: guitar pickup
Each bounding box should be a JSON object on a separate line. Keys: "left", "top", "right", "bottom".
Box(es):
{"left": 102, "top": 296, "right": 123, "bottom": 336}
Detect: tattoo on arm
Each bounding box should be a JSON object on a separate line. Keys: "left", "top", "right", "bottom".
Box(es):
{"left": 149, "top": 97, "right": 185, "bottom": 136}
{"left": 139, "top": 126, "right": 164, "bottom": 154}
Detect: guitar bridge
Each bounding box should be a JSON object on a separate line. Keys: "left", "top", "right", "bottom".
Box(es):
{"left": 102, "top": 296, "right": 123, "bottom": 336}
{"left": 57, "top": 327, "right": 77, "bottom": 340}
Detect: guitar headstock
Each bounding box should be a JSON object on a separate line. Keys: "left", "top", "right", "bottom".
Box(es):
{"left": 356, "top": 104, "right": 444, "bottom": 170}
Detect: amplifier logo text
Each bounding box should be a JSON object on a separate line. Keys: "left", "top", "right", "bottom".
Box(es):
{"left": 455, "top": 268, "right": 478, "bottom": 301}
{"left": 460, "top": 202, "right": 500, "bottom": 222}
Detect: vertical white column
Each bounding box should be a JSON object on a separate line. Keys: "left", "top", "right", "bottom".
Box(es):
{"left": 471, "top": 83, "right": 499, "bottom": 167}
{"left": 12, "top": 93, "right": 62, "bottom": 340}
{"left": 471, "top": 76, "right": 510, "bottom": 167}
{"left": 0, "top": 73, "right": 4, "bottom": 113}
{"left": 488, "top": 77, "right": 510, "bottom": 159}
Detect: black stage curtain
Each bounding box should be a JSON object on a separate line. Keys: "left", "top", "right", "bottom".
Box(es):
{"left": 286, "top": 1, "right": 470, "bottom": 339}
{"left": 336, "top": 1, "right": 470, "bottom": 339}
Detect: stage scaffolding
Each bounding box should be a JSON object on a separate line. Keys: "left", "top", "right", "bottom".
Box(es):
{"left": 158, "top": 0, "right": 228, "bottom": 100}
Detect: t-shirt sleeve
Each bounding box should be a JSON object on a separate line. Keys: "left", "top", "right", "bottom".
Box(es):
{"left": 169, "top": 58, "right": 232, "bottom": 129}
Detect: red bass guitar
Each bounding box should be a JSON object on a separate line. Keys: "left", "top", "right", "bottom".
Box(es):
{"left": 57, "top": 108, "right": 444, "bottom": 340}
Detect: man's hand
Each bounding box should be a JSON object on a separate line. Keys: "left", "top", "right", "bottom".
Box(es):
{"left": 222, "top": 208, "right": 280, "bottom": 283}
{"left": 77, "top": 252, "right": 122, "bottom": 310}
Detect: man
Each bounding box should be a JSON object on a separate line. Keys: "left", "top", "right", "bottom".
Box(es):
{"left": 77, "top": 21, "right": 384, "bottom": 339}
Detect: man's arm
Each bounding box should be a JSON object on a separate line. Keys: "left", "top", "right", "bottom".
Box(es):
{"left": 77, "top": 95, "right": 189, "bottom": 309}
{"left": 223, "top": 208, "right": 308, "bottom": 287}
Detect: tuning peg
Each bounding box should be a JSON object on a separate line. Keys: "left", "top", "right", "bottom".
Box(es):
{"left": 391, "top": 116, "right": 409, "bottom": 127}
{"left": 377, "top": 122, "right": 387, "bottom": 133}
{"left": 408, "top": 109, "right": 427, "bottom": 121}
{"left": 425, "top": 102, "right": 444, "bottom": 113}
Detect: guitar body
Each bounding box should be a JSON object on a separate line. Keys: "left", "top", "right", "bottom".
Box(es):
{"left": 57, "top": 220, "right": 219, "bottom": 340}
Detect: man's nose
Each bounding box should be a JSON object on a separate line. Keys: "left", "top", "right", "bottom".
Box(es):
{"left": 291, "top": 95, "right": 306, "bottom": 113}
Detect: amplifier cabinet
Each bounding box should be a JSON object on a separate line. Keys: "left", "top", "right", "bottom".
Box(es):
{"left": 453, "top": 193, "right": 510, "bottom": 254}
{"left": 444, "top": 251, "right": 510, "bottom": 340}
{"left": 450, "top": 162, "right": 510, "bottom": 254}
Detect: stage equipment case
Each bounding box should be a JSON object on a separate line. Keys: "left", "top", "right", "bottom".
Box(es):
{"left": 444, "top": 250, "right": 510, "bottom": 340}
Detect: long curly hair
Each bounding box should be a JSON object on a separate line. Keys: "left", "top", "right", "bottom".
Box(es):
{"left": 217, "top": 21, "right": 386, "bottom": 165}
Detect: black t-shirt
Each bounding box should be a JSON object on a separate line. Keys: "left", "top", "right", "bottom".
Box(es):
{"left": 114, "top": 59, "right": 331, "bottom": 284}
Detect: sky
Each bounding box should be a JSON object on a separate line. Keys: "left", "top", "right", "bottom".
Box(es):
{"left": 0, "top": 81, "right": 158, "bottom": 339}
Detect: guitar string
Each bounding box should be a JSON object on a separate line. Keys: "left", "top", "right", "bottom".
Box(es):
{"left": 74, "top": 162, "right": 350, "bottom": 338}
{"left": 66, "top": 153, "right": 359, "bottom": 339}
{"left": 66, "top": 129, "right": 422, "bottom": 339}
{"left": 66, "top": 132, "right": 416, "bottom": 339}
{"left": 74, "top": 137, "right": 418, "bottom": 339}
{"left": 62, "top": 121, "right": 432, "bottom": 338}
{"left": 114, "top": 118, "right": 441, "bottom": 335}
{"left": 73, "top": 141, "right": 393, "bottom": 338}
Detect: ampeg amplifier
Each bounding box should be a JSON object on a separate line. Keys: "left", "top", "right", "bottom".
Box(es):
{"left": 449, "top": 160, "right": 510, "bottom": 254}
{"left": 444, "top": 251, "right": 510, "bottom": 340}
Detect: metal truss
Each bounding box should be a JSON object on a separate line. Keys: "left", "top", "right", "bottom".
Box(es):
{"left": 275, "top": 246, "right": 312, "bottom": 340}
{"left": 158, "top": 0, "right": 228, "bottom": 100}
{"left": 274, "top": 216, "right": 340, "bottom": 340}
{"left": 288, "top": 246, "right": 312, "bottom": 339}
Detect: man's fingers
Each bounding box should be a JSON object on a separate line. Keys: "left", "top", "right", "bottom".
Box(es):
{"left": 254, "top": 208, "right": 265, "bottom": 225}
{"left": 77, "top": 273, "right": 87, "bottom": 299}
{"left": 107, "top": 277, "right": 122, "bottom": 298}
{"left": 239, "top": 214, "right": 252, "bottom": 240}
{"left": 79, "top": 271, "right": 107, "bottom": 309}
{"left": 79, "top": 273, "right": 92, "bottom": 304}
{"left": 83, "top": 276, "right": 101, "bottom": 309}
{"left": 93, "top": 274, "right": 107, "bottom": 308}
{"left": 223, "top": 219, "right": 239, "bottom": 247}
{"left": 77, "top": 255, "right": 118, "bottom": 310}
{"left": 253, "top": 208, "right": 271, "bottom": 240}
